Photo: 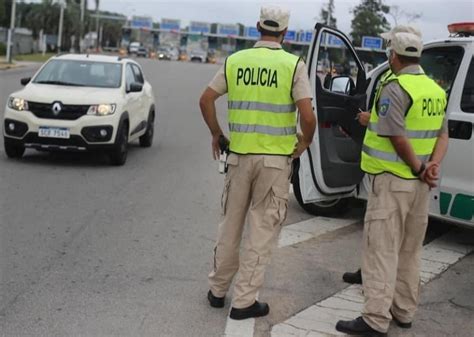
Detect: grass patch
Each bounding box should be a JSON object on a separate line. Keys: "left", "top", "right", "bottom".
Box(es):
{"left": 14, "top": 53, "right": 56, "bottom": 63}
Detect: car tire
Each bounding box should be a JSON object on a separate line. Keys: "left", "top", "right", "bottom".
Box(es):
{"left": 292, "top": 160, "right": 350, "bottom": 216}
{"left": 4, "top": 137, "right": 25, "bottom": 159}
{"left": 139, "top": 111, "right": 154, "bottom": 148}
{"left": 109, "top": 121, "right": 129, "bottom": 166}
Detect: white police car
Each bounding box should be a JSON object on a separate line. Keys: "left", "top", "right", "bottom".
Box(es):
{"left": 3, "top": 54, "right": 156, "bottom": 165}
{"left": 295, "top": 22, "right": 474, "bottom": 228}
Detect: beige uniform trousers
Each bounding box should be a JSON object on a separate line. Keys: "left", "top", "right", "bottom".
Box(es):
{"left": 362, "top": 173, "right": 430, "bottom": 332}
{"left": 208, "top": 153, "right": 291, "bottom": 308}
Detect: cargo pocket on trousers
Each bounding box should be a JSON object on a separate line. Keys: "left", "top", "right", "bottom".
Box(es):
{"left": 272, "top": 185, "right": 289, "bottom": 227}
{"left": 364, "top": 279, "right": 388, "bottom": 313}
{"left": 365, "top": 209, "right": 396, "bottom": 251}
{"left": 221, "top": 180, "right": 231, "bottom": 216}
{"left": 249, "top": 255, "right": 271, "bottom": 287}
{"left": 220, "top": 155, "right": 239, "bottom": 216}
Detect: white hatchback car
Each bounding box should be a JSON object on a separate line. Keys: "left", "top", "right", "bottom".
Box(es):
{"left": 3, "top": 54, "right": 155, "bottom": 165}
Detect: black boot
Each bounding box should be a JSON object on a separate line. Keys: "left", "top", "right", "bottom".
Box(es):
{"left": 343, "top": 268, "right": 362, "bottom": 284}
{"left": 336, "top": 316, "right": 387, "bottom": 337}
{"left": 229, "top": 301, "right": 269, "bottom": 320}
{"left": 207, "top": 290, "right": 225, "bottom": 308}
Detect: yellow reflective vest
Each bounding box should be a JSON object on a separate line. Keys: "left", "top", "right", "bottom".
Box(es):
{"left": 225, "top": 47, "right": 300, "bottom": 155}
{"left": 361, "top": 71, "right": 447, "bottom": 179}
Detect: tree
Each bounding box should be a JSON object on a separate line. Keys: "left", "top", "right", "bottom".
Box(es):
{"left": 350, "top": 0, "right": 391, "bottom": 47}
{"left": 320, "top": 0, "right": 337, "bottom": 28}
{"left": 387, "top": 5, "right": 422, "bottom": 26}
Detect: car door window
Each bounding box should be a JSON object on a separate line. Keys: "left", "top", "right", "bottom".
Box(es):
{"left": 125, "top": 64, "right": 135, "bottom": 92}
{"left": 131, "top": 64, "right": 144, "bottom": 84}
{"left": 420, "top": 46, "right": 464, "bottom": 98}
{"left": 317, "top": 31, "right": 360, "bottom": 95}
{"left": 461, "top": 57, "right": 474, "bottom": 113}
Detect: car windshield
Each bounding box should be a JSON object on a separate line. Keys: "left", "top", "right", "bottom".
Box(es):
{"left": 33, "top": 60, "right": 122, "bottom": 88}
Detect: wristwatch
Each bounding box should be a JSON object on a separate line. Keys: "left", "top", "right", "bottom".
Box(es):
{"left": 412, "top": 162, "right": 426, "bottom": 177}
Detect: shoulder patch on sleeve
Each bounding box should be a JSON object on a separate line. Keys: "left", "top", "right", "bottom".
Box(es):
{"left": 379, "top": 97, "right": 391, "bottom": 117}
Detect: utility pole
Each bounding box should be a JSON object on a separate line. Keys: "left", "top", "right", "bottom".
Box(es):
{"left": 57, "top": 0, "right": 65, "bottom": 52}
{"left": 95, "top": 1, "right": 100, "bottom": 51}
{"left": 6, "top": 0, "right": 17, "bottom": 64}
{"left": 79, "top": 0, "right": 85, "bottom": 52}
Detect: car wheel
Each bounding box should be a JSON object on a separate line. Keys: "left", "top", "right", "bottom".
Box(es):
{"left": 139, "top": 111, "right": 154, "bottom": 148}
{"left": 4, "top": 137, "right": 25, "bottom": 158}
{"left": 292, "top": 160, "right": 350, "bottom": 216}
{"left": 109, "top": 121, "right": 129, "bottom": 166}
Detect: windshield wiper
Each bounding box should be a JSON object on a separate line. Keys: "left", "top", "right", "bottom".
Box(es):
{"left": 35, "top": 80, "right": 85, "bottom": 86}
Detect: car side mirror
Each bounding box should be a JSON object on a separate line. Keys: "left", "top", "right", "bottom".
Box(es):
{"left": 128, "top": 82, "right": 143, "bottom": 93}
{"left": 330, "top": 75, "right": 355, "bottom": 95}
{"left": 20, "top": 77, "right": 31, "bottom": 86}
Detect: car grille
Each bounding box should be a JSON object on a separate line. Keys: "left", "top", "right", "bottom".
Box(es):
{"left": 28, "top": 102, "right": 90, "bottom": 120}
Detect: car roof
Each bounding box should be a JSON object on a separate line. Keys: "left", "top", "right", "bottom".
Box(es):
{"left": 424, "top": 36, "right": 474, "bottom": 46}
{"left": 52, "top": 53, "right": 134, "bottom": 65}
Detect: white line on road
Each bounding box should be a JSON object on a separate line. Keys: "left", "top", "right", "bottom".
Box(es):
{"left": 271, "top": 230, "right": 474, "bottom": 337}
{"left": 222, "top": 216, "right": 360, "bottom": 337}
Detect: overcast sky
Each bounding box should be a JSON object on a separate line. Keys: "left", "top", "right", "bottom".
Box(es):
{"left": 91, "top": 0, "right": 471, "bottom": 41}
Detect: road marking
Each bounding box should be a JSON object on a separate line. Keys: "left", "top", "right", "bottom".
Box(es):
{"left": 278, "top": 217, "right": 360, "bottom": 248}
{"left": 271, "top": 230, "right": 474, "bottom": 337}
{"left": 222, "top": 216, "right": 360, "bottom": 337}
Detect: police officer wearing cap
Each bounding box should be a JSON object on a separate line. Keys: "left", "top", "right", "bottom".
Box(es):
{"left": 199, "top": 5, "right": 316, "bottom": 320}
{"left": 336, "top": 26, "right": 449, "bottom": 337}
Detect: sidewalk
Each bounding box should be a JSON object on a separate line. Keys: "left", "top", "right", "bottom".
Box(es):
{"left": 0, "top": 57, "right": 23, "bottom": 70}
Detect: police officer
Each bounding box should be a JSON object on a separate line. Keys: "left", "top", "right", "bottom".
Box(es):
{"left": 336, "top": 26, "right": 449, "bottom": 336}
{"left": 199, "top": 5, "right": 316, "bottom": 320}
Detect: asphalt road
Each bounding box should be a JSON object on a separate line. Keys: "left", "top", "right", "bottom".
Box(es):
{"left": 0, "top": 59, "right": 472, "bottom": 337}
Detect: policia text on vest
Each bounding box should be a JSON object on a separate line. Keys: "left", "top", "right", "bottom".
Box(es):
{"left": 236, "top": 67, "right": 278, "bottom": 88}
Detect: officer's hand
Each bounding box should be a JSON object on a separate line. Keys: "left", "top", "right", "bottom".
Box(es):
{"left": 211, "top": 134, "right": 228, "bottom": 160}
{"left": 292, "top": 133, "right": 311, "bottom": 159}
{"left": 420, "top": 162, "right": 440, "bottom": 188}
{"left": 356, "top": 111, "right": 370, "bottom": 127}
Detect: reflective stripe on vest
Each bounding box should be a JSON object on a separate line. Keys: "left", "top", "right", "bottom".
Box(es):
{"left": 361, "top": 71, "right": 446, "bottom": 179}
{"left": 225, "top": 47, "right": 299, "bottom": 155}
{"left": 367, "top": 122, "right": 440, "bottom": 139}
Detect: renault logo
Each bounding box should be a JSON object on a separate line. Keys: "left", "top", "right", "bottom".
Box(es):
{"left": 52, "top": 102, "right": 62, "bottom": 116}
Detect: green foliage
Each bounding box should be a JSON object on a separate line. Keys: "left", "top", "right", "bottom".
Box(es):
{"left": 0, "top": 42, "right": 6, "bottom": 55}
{"left": 350, "top": 0, "right": 391, "bottom": 46}
{"left": 320, "top": 0, "right": 337, "bottom": 28}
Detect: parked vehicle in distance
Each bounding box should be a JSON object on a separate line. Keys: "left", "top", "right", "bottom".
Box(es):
{"left": 189, "top": 49, "right": 206, "bottom": 63}
{"left": 128, "top": 42, "right": 140, "bottom": 55}
{"left": 136, "top": 46, "right": 148, "bottom": 58}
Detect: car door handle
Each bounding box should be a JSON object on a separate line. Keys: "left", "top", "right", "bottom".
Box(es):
{"left": 448, "top": 120, "right": 472, "bottom": 140}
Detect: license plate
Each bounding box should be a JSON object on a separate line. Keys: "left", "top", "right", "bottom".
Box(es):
{"left": 38, "top": 127, "right": 70, "bottom": 139}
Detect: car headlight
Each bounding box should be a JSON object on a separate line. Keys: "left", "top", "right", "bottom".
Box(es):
{"left": 8, "top": 97, "right": 29, "bottom": 111}
{"left": 87, "top": 104, "right": 116, "bottom": 116}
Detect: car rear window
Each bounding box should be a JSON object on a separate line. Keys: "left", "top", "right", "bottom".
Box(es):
{"left": 33, "top": 60, "right": 122, "bottom": 88}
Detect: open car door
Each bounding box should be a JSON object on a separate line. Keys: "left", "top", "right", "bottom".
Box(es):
{"left": 294, "top": 24, "right": 369, "bottom": 214}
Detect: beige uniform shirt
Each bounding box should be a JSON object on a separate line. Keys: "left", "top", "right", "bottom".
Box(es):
{"left": 377, "top": 65, "right": 448, "bottom": 137}
{"left": 208, "top": 41, "right": 312, "bottom": 101}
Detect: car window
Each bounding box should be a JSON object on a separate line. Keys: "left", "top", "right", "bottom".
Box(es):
{"left": 316, "top": 31, "right": 360, "bottom": 95}
{"left": 461, "top": 57, "right": 474, "bottom": 113}
{"left": 33, "top": 60, "right": 122, "bottom": 88}
{"left": 125, "top": 64, "right": 136, "bottom": 91}
{"left": 131, "top": 64, "right": 144, "bottom": 84}
{"left": 420, "top": 46, "right": 464, "bottom": 97}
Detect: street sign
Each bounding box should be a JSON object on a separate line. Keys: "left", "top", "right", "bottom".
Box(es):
{"left": 245, "top": 27, "right": 260, "bottom": 39}
{"left": 285, "top": 30, "right": 296, "bottom": 41}
{"left": 326, "top": 34, "right": 344, "bottom": 46}
{"left": 161, "top": 18, "right": 180, "bottom": 31}
{"left": 189, "top": 21, "right": 210, "bottom": 34}
{"left": 362, "top": 36, "right": 383, "bottom": 50}
{"left": 305, "top": 31, "right": 313, "bottom": 43}
{"left": 218, "top": 24, "right": 239, "bottom": 36}
{"left": 131, "top": 16, "right": 153, "bottom": 30}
